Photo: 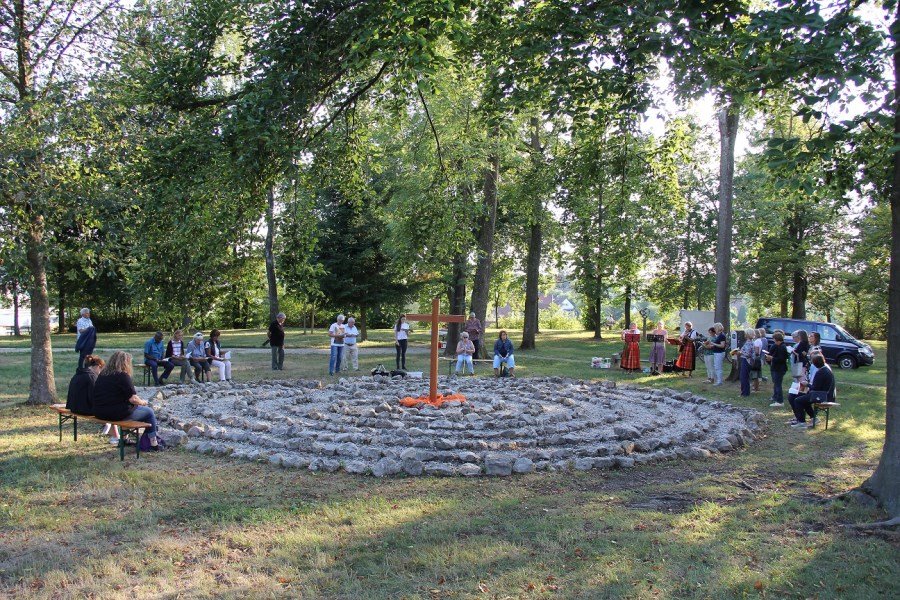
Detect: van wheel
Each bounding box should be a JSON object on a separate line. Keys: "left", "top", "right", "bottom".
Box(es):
{"left": 838, "top": 355, "right": 857, "bottom": 369}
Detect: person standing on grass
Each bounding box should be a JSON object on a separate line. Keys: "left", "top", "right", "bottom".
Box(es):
{"left": 648, "top": 321, "right": 668, "bottom": 376}
{"left": 75, "top": 307, "right": 96, "bottom": 370}
{"left": 328, "top": 314, "right": 346, "bottom": 376}
{"left": 268, "top": 312, "right": 286, "bottom": 371}
{"left": 342, "top": 317, "right": 360, "bottom": 371}
{"left": 674, "top": 321, "right": 698, "bottom": 376}
{"left": 92, "top": 351, "right": 162, "bottom": 450}
{"left": 701, "top": 327, "right": 717, "bottom": 383}
{"left": 464, "top": 312, "right": 483, "bottom": 359}
{"left": 766, "top": 331, "right": 790, "bottom": 407}
{"left": 710, "top": 322, "right": 728, "bottom": 386}
{"left": 395, "top": 314, "right": 410, "bottom": 371}
{"left": 738, "top": 328, "right": 755, "bottom": 397}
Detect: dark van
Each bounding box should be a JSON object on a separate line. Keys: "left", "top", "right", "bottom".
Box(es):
{"left": 755, "top": 317, "right": 875, "bottom": 369}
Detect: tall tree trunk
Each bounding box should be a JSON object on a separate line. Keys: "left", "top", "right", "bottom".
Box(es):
{"left": 446, "top": 252, "right": 467, "bottom": 356}
{"left": 26, "top": 218, "right": 57, "bottom": 404}
{"left": 264, "top": 186, "right": 279, "bottom": 323}
{"left": 13, "top": 282, "right": 21, "bottom": 336}
{"left": 469, "top": 126, "right": 500, "bottom": 358}
{"left": 715, "top": 106, "right": 739, "bottom": 333}
{"left": 521, "top": 117, "right": 543, "bottom": 350}
{"left": 791, "top": 268, "right": 808, "bottom": 319}
{"left": 624, "top": 285, "right": 632, "bottom": 328}
{"left": 862, "top": 2, "right": 900, "bottom": 518}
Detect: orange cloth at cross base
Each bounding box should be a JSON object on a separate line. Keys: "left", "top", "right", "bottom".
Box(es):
{"left": 399, "top": 394, "right": 467, "bottom": 408}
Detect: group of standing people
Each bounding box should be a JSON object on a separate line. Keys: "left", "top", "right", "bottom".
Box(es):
{"left": 620, "top": 320, "right": 727, "bottom": 383}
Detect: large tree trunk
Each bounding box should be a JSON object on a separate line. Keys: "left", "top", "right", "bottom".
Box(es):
{"left": 26, "top": 219, "right": 57, "bottom": 404}
{"left": 469, "top": 126, "right": 500, "bottom": 359}
{"left": 862, "top": 4, "right": 900, "bottom": 518}
{"left": 446, "top": 252, "right": 467, "bottom": 357}
{"left": 13, "top": 282, "right": 21, "bottom": 336}
{"left": 790, "top": 268, "right": 808, "bottom": 319}
{"left": 521, "top": 117, "right": 543, "bottom": 350}
{"left": 624, "top": 285, "right": 632, "bottom": 329}
{"left": 264, "top": 186, "right": 279, "bottom": 323}
{"left": 715, "top": 107, "right": 739, "bottom": 333}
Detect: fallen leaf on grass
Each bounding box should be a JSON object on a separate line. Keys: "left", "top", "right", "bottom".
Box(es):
{"left": 277, "top": 577, "right": 292, "bottom": 584}
{"left": 524, "top": 581, "right": 536, "bottom": 591}
{"left": 754, "top": 580, "right": 764, "bottom": 590}
{"left": 477, "top": 582, "right": 489, "bottom": 593}
{"left": 437, "top": 576, "right": 446, "bottom": 584}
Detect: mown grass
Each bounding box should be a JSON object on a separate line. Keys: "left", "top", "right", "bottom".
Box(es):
{"left": 0, "top": 330, "right": 897, "bottom": 599}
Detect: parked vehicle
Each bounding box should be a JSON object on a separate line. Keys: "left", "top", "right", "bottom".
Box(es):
{"left": 755, "top": 317, "right": 875, "bottom": 369}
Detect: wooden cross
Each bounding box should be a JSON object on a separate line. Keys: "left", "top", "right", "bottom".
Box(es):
{"left": 405, "top": 298, "right": 466, "bottom": 402}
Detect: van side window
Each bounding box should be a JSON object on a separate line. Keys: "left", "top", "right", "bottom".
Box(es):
{"left": 819, "top": 326, "right": 838, "bottom": 342}
{"left": 764, "top": 320, "right": 785, "bottom": 334}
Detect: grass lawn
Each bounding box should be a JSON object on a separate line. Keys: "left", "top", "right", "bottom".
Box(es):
{"left": 0, "top": 330, "right": 897, "bottom": 599}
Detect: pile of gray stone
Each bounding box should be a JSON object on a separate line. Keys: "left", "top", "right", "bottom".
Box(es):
{"left": 146, "top": 376, "right": 765, "bottom": 477}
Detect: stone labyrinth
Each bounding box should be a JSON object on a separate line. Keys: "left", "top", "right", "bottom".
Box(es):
{"left": 148, "top": 376, "right": 765, "bottom": 477}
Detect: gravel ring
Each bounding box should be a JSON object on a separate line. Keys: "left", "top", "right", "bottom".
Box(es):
{"left": 145, "top": 376, "right": 765, "bottom": 477}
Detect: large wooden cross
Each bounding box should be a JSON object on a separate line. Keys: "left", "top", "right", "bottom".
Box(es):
{"left": 406, "top": 298, "right": 466, "bottom": 402}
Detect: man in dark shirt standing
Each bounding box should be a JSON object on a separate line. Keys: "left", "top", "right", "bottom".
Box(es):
{"left": 766, "top": 331, "right": 790, "bottom": 407}
{"left": 268, "top": 312, "right": 286, "bottom": 370}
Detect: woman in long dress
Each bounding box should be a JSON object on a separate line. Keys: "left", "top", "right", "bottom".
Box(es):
{"left": 621, "top": 322, "right": 641, "bottom": 371}
{"left": 674, "top": 321, "right": 698, "bottom": 376}
{"left": 648, "top": 321, "right": 667, "bottom": 375}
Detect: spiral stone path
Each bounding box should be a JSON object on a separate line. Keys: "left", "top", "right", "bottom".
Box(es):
{"left": 148, "top": 376, "right": 765, "bottom": 477}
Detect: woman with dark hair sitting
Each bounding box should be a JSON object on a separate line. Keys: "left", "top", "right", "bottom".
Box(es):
{"left": 789, "top": 353, "right": 835, "bottom": 428}
{"left": 92, "top": 351, "right": 162, "bottom": 450}
{"left": 66, "top": 354, "right": 120, "bottom": 445}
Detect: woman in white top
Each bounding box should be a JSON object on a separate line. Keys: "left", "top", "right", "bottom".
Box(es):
{"left": 395, "top": 315, "right": 410, "bottom": 370}
{"left": 750, "top": 329, "right": 769, "bottom": 392}
{"left": 205, "top": 329, "right": 232, "bottom": 381}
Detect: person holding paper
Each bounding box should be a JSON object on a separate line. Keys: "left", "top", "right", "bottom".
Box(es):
{"left": 790, "top": 354, "right": 835, "bottom": 428}
{"left": 205, "top": 329, "right": 232, "bottom": 381}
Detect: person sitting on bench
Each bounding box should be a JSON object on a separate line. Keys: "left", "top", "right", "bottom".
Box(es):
{"left": 187, "top": 332, "right": 211, "bottom": 382}
{"left": 790, "top": 353, "right": 835, "bottom": 429}
{"left": 66, "top": 354, "right": 119, "bottom": 444}
{"left": 492, "top": 330, "right": 516, "bottom": 378}
{"left": 92, "top": 351, "right": 161, "bottom": 450}
{"left": 144, "top": 330, "right": 175, "bottom": 385}
{"left": 455, "top": 332, "right": 475, "bottom": 375}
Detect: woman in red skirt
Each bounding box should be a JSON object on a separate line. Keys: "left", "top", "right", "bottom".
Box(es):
{"left": 621, "top": 322, "right": 642, "bottom": 371}
{"left": 675, "top": 321, "right": 698, "bottom": 376}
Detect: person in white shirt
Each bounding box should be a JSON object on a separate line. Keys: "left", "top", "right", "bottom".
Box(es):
{"left": 328, "top": 314, "right": 346, "bottom": 376}
{"left": 342, "top": 316, "right": 360, "bottom": 371}
{"left": 205, "top": 329, "right": 232, "bottom": 381}
{"left": 395, "top": 314, "right": 410, "bottom": 370}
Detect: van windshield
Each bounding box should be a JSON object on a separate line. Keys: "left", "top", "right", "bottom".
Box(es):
{"left": 832, "top": 324, "right": 858, "bottom": 343}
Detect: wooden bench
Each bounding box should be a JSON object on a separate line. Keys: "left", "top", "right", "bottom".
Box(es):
{"left": 440, "top": 356, "right": 511, "bottom": 376}
{"left": 49, "top": 404, "right": 152, "bottom": 461}
{"left": 138, "top": 364, "right": 152, "bottom": 386}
